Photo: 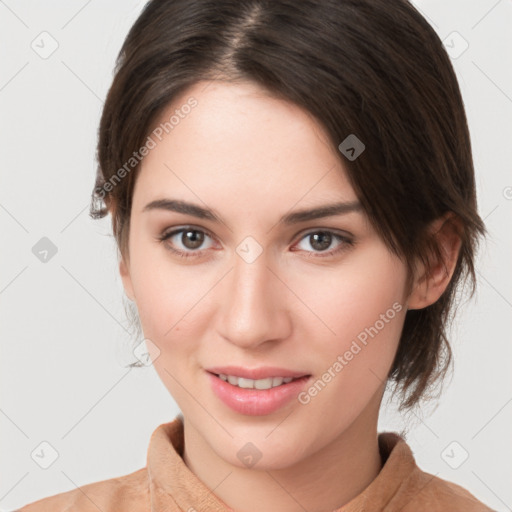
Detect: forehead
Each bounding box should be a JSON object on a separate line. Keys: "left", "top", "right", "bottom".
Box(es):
{"left": 133, "top": 80, "right": 359, "bottom": 216}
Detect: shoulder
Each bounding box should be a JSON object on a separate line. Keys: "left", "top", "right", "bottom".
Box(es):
{"left": 400, "top": 466, "right": 495, "bottom": 512}
{"left": 376, "top": 432, "right": 495, "bottom": 512}
{"left": 15, "top": 467, "right": 149, "bottom": 512}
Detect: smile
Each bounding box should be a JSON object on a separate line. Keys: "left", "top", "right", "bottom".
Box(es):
{"left": 216, "top": 374, "right": 297, "bottom": 390}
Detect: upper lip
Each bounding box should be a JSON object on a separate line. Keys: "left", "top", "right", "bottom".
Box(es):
{"left": 206, "top": 366, "right": 310, "bottom": 380}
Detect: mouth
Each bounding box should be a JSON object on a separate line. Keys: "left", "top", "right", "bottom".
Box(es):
{"left": 206, "top": 369, "right": 313, "bottom": 416}
{"left": 209, "top": 372, "right": 310, "bottom": 390}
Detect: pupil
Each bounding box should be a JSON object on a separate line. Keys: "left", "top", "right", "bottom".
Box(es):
{"left": 311, "top": 232, "right": 331, "bottom": 251}
{"left": 183, "top": 230, "right": 204, "bottom": 249}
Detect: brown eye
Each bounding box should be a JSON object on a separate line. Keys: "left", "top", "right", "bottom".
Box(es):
{"left": 294, "top": 230, "right": 354, "bottom": 257}
{"left": 158, "top": 226, "right": 215, "bottom": 259}
{"left": 308, "top": 232, "right": 333, "bottom": 251}
{"left": 180, "top": 229, "right": 205, "bottom": 249}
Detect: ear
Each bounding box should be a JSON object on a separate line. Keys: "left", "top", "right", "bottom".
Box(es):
{"left": 119, "top": 256, "right": 135, "bottom": 302}
{"left": 407, "top": 212, "right": 463, "bottom": 310}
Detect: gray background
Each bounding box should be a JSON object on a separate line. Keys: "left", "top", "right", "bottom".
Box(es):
{"left": 1, "top": 0, "right": 511, "bottom": 510}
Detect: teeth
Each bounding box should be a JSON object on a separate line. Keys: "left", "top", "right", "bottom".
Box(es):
{"left": 218, "top": 374, "right": 296, "bottom": 390}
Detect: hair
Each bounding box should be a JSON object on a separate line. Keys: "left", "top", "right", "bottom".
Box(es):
{"left": 90, "top": 0, "right": 486, "bottom": 415}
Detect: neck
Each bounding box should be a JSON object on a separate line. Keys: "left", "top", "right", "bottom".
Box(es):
{"left": 182, "top": 390, "right": 384, "bottom": 512}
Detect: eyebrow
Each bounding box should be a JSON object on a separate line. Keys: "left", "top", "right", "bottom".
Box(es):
{"left": 142, "top": 198, "right": 363, "bottom": 225}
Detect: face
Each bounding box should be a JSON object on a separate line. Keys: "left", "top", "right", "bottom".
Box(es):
{"left": 120, "top": 80, "right": 413, "bottom": 469}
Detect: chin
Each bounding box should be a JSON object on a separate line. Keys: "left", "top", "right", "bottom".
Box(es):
{"left": 213, "top": 428, "right": 311, "bottom": 471}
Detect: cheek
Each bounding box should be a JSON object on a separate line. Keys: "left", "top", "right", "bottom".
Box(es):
{"left": 127, "top": 231, "right": 204, "bottom": 339}
{"left": 299, "top": 250, "right": 408, "bottom": 380}
{"left": 303, "top": 250, "right": 406, "bottom": 335}
{"left": 292, "top": 257, "right": 407, "bottom": 428}
{"left": 129, "top": 251, "right": 206, "bottom": 403}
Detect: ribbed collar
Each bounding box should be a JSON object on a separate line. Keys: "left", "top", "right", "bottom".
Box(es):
{"left": 146, "top": 415, "right": 417, "bottom": 512}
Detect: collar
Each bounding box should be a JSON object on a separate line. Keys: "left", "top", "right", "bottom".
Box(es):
{"left": 146, "top": 415, "right": 417, "bottom": 511}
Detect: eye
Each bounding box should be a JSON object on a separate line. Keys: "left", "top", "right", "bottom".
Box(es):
{"left": 293, "top": 230, "right": 354, "bottom": 257}
{"left": 157, "top": 226, "right": 354, "bottom": 260}
{"left": 158, "top": 226, "right": 215, "bottom": 259}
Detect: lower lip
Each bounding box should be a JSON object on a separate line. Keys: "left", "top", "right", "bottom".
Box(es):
{"left": 207, "top": 372, "right": 311, "bottom": 416}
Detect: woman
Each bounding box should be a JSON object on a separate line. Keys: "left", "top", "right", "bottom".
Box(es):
{"left": 19, "top": 0, "right": 494, "bottom": 510}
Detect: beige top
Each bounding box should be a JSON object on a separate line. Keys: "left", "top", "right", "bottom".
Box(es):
{"left": 18, "top": 415, "right": 494, "bottom": 511}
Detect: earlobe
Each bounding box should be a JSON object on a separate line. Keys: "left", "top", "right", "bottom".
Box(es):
{"left": 407, "top": 213, "right": 463, "bottom": 311}
{"left": 119, "top": 258, "right": 135, "bottom": 302}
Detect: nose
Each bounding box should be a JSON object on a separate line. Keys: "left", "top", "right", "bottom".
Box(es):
{"left": 216, "top": 250, "right": 291, "bottom": 350}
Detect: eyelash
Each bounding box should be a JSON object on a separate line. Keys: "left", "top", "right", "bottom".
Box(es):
{"left": 157, "top": 226, "right": 355, "bottom": 260}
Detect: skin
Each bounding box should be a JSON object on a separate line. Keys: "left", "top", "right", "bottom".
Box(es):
{"left": 119, "top": 80, "right": 462, "bottom": 512}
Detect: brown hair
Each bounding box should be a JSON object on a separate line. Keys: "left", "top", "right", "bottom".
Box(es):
{"left": 90, "top": 0, "right": 486, "bottom": 414}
